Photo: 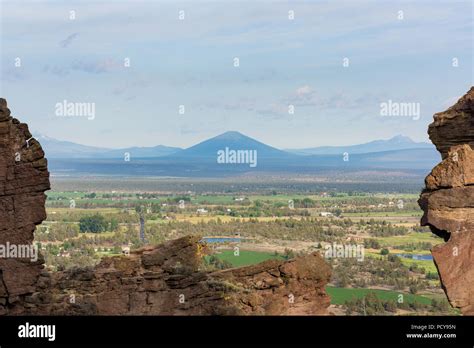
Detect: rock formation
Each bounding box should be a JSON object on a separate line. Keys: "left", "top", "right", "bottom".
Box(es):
{"left": 38, "top": 237, "right": 330, "bottom": 315}
{"left": 0, "top": 98, "right": 50, "bottom": 315}
{"left": 0, "top": 98, "right": 331, "bottom": 315}
{"left": 419, "top": 86, "right": 474, "bottom": 315}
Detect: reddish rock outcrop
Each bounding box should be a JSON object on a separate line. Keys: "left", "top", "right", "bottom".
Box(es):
{"left": 419, "top": 87, "right": 474, "bottom": 315}
{"left": 35, "top": 236, "right": 330, "bottom": 315}
{"left": 0, "top": 98, "right": 50, "bottom": 315}
{"left": 428, "top": 88, "right": 474, "bottom": 159}
{"left": 0, "top": 98, "right": 331, "bottom": 315}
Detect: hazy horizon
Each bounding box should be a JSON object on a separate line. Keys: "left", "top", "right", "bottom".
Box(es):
{"left": 35, "top": 129, "right": 433, "bottom": 151}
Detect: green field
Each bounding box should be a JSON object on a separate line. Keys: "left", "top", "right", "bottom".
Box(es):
{"left": 365, "top": 251, "right": 438, "bottom": 274}
{"left": 343, "top": 211, "right": 421, "bottom": 217}
{"left": 399, "top": 257, "right": 438, "bottom": 274}
{"left": 214, "top": 249, "right": 285, "bottom": 267}
{"left": 47, "top": 191, "right": 421, "bottom": 205}
{"left": 326, "top": 286, "right": 433, "bottom": 305}
{"left": 192, "top": 196, "right": 239, "bottom": 204}
{"left": 374, "top": 232, "right": 441, "bottom": 246}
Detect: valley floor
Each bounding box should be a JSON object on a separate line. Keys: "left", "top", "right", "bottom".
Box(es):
{"left": 36, "top": 178, "right": 455, "bottom": 316}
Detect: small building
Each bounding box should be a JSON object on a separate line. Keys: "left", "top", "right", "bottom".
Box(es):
{"left": 122, "top": 242, "right": 132, "bottom": 256}
{"left": 122, "top": 247, "right": 130, "bottom": 256}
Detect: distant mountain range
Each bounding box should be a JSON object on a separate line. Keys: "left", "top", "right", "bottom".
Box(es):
{"left": 36, "top": 132, "right": 433, "bottom": 159}
{"left": 285, "top": 135, "right": 433, "bottom": 155}
{"left": 34, "top": 134, "right": 181, "bottom": 159}
{"left": 37, "top": 131, "right": 440, "bottom": 177}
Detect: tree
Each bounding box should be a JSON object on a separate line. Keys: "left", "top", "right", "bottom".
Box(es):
{"left": 79, "top": 214, "right": 108, "bottom": 233}
{"left": 336, "top": 273, "right": 350, "bottom": 288}
{"left": 431, "top": 298, "right": 450, "bottom": 313}
{"left": 283, "top": 248, "right": 295, "bottom": 260}
{"left": 380, "top": 248, "right": 390, "bottom": 256}
{"left": 364, "top": 239, "right": 380, "bottom": 249}
{"left": 384, "top": 300, "right": 397, "bottom": 313}
{"left": 409, "top": 284, "right": 419, "bottom": 294}
{"left": 364, "top": 292, "right": 384, "bottom": 315}
{"left": 205, "top": 255, "right": 232, "bottom": 270}
{"left": 426, "top": 272, "right": 439, "bottom": 280}
{"left": 109, "top": 218, "right": 119, "bottom": 231}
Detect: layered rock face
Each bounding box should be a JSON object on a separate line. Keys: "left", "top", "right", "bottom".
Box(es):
{"left": 0, "top": 98, "right": 331, "bottom": 315}
{"left": 419, "top": 87, "right": 474, "bottom": 315}
{"left": 38, "top": 236, "right": 330, "bottom": 315}
{"left": 0, "top": 98, "right": 50, "bottom": 315}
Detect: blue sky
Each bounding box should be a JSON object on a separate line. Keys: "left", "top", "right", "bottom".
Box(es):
{"left": 0, "top": 0, "right": 472, "bottom": 149}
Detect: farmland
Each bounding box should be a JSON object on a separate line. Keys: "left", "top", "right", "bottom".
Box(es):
{"left": 326, "top": 286, "right": 433, "bottom": 305}
{"left": 36, "top": 178, "right": 452, "bottom": 315}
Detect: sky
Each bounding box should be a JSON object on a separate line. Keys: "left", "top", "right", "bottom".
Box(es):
{"left": 0, "top": 0, "right": 472, "bottom": 149}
